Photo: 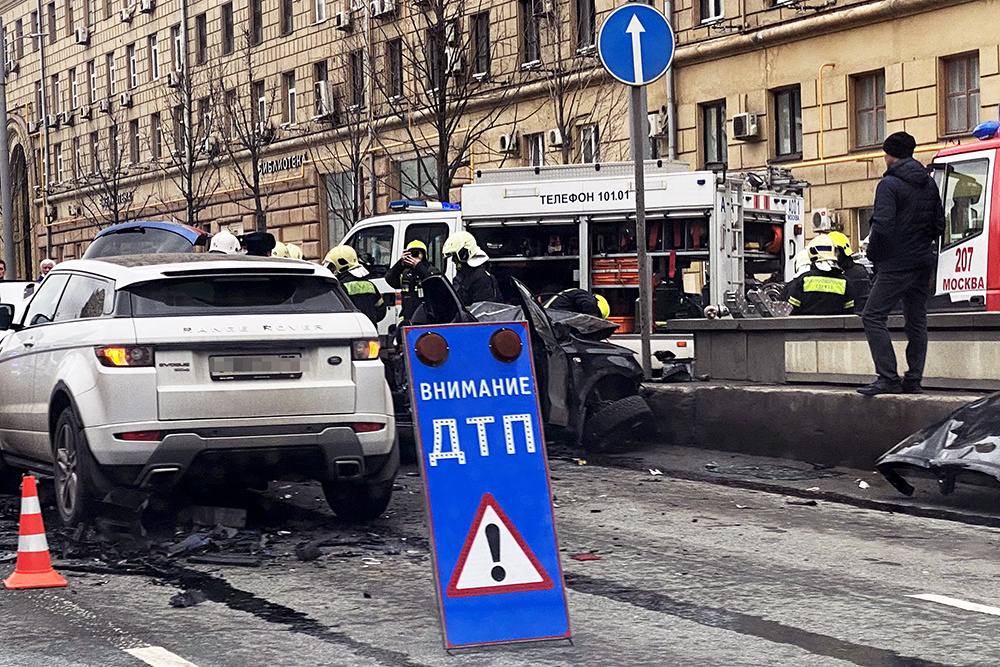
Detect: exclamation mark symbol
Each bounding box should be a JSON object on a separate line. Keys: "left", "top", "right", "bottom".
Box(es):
{"left": 486, "top": 523, "right": 505, "bottom": 582}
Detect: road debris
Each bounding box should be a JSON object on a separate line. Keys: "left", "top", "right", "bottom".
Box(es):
{"left": 187, "top": 554, "right": 262, "bottom": 567}
{"left": 570, "top": 553, "right": 602, "bottom": 562}
{"left": 169, "top": 589, "right": 207, "bottom": 608}
{"left": 857, "top": 480, "right": 871, "bottom": 490}
{"left": 787, "top": 499, "right": 818, "bottom": 507}
{"left": 649, "top": 469, "right": 663, "bottom": 476}
{"left": 295, "top": 541, "right": 323, "bottom": 562}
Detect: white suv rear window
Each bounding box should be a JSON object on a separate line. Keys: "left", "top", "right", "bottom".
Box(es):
{"left": 126, "top": 275, "right": 349, "bottom": 317}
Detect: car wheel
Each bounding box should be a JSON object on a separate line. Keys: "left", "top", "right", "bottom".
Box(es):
{"left": 321, "top": 479, "right": 394, "bottom": 522}
{"left": 583, "top": 395, "right": 655, "bottom": 450}
{"left": 52, "top": 406, "right": 98, "bottom": 526}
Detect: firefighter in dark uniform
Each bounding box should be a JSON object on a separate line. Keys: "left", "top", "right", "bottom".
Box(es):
{"left": 324, "top": 245, "right": 387, "bottom": 325}
{"left": 829, "top": 231, "right": 871, "bottom": 314}
{"left": 442, "top": 231, "right": 501, "bottom": 306}
{"left": 786, "top": 234, "right": 857, "bottom": 316}
{"left": 385, "top": 239, "right": 441, "bottom": 324}
{"left": 543, "top": 288, "right": 611, "bottom": 319}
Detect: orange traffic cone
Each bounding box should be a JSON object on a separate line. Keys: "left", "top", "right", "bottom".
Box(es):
{"left": 3, "top": 474, "right": 67, "bottom": 590}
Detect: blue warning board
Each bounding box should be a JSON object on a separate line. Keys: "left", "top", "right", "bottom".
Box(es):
{"left": 404, "top": 321, "right": 571, "bottom": 649}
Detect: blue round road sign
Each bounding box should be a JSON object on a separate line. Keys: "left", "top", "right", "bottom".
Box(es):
{"left": 598, "top": 4, "right": 675, "bottom": 87}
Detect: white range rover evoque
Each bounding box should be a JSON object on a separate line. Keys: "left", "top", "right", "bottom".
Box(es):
{"left": 0, "top": 254, "right": 398, "bottom": 525}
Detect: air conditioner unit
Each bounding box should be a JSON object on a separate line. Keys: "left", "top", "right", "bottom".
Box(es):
{"left": 75, "top": 27, "right": 89, "bottom": 45}
{"left": 369, "top": 0, "right": 381, "bottom": 15}
{"left": 334, "top": 10, "right": 353, "bottom": 31}
{"left": 732, "top": 112, "right": 761, "bottom": 141}
{"left": 533, "top": 0, "right": 553, "bottom": 16}
{"left": 257, "top": 121, "right": 276, "bottom": 143}
{"left": 546, "top": 128, "right": 563, "bottom": 149}
{"left": 4, "top": 59, "right": 17, "bottom": 75}
{"left": 99, "top": 98, "right": 112, "bottom": 113}
{"left": 648, "top": 113, "right": 663, "bottom": 138}
{"left": 45, "top": 204, "right": 57, "bottom": 221}
{"left": 60, "top": 110, "right": 74, "bottom": 126}
{"left": 78, "top": 105, "right": 92, "bottom": 119}
{"left": 381, "top": 0, "right": 396, "bottom": 14}
{"left": 119, "top": 7, "right": 133, "bottom": 23}
{"left": 119, "top": 92, "right": 133, "bottom": 107}
{"left": 166, "top": 71, "right": 181, "bottom": 88}
{"left": 498, "top": 131, "right": 520, "bottom": 155}
{"left": 811, "top": 208, "right": 837, "bottom": 232}
{"left": 45, "top": 113, "right": 60, "bottom": 128}
{"left": 446, "top": 22, "right": 459, "bottom": 46}
{"left": 28, "top": 119, "right": 41, "bottom": 134}
{"left": 68, "top": 204, "right": 81, "bottom": 216}
{"left": 139, "top": 0, "right": 154, "bottom": 13}
{"left": 201, "top": 134, "right": 220, "bottom": 154}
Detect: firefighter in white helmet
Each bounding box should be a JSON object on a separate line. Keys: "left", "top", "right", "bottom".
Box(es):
{"left": 208, "top": 230, "right": 242, "bottom": 255}
{"left": 323, "top": 245, "right": 386, "bottom": 325}
{"left": 442, "top": 231, "right": 500, "bottom": 306}
{"left": 785, "top": 234, "right": 857, "bottom": 316}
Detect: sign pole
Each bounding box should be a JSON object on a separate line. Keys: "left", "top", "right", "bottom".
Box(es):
{"left": 0, "top": 20, "right": 14, "bottom": 278}
{"left": 629, "top": 85, "right": 652, "bottom": 380}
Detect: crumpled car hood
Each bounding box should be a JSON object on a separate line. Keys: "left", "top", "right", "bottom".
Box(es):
{"left": 468, "top": 301, "right": 619, "bottom": 340}
{"left": 877, "top": 393, "right": 1000, "bottom": 494}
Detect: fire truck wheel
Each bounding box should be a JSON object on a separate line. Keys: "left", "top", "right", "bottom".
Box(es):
{"left": 582, "top": 395, "right": 655, "bottom": 450}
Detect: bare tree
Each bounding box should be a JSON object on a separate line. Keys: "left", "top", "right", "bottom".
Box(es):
{"left": 67, "top": 104, "right": 153, "bottom": 229}
{"left": 536, "top": 3, "right": 628, "bottom": 165}
{"left": 370, "top": 0, "right": 531, "bottom": 200}
{"left": 155, "top": 59, "right": 222, "bottom": 226}
{"left": 216, "top": 30, "right": 279, "bottom": 232}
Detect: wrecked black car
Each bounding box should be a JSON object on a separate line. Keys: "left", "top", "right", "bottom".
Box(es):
{"left": 384, "top": 275, "right": 654, "bottom": 449}
{"left": 877, "top": 393, "right": 1000, "bottom": 496}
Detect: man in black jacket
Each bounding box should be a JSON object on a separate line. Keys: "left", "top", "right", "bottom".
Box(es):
{"left": 442, "top": 231, "right": 501, "bottom": 307}
{"left": 385, "top": 239, "right": 440, "bottom": 324}
{"left": 858, "top": 132, "right": 945, "bottom": 396}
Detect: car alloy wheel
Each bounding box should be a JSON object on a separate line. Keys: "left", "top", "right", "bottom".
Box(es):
{"left": 54, "top": 420, "right": 79, "bottom": 519}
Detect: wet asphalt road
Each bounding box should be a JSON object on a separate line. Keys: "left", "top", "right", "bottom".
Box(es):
{"left": 1, "top": 459, "right": 999, "bottom": 667}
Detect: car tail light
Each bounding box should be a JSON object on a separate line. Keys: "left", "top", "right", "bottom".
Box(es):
{"left": 95, "top": 345, "right": 155, "bottom": 367}
{"left": 350, "top": 422, "right": 385, "bottom": 433}
{"left": 351, "top": 339, "right": 380, "bottom": 360}
{"left": 115, "top": 430, "right": 162, "bottom": 441}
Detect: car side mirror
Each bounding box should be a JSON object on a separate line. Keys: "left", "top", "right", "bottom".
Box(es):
{"left": 0, "top": 304, "right": 15, "bottom": 331}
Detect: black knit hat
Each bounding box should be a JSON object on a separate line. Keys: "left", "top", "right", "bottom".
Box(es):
{"left": 243, "top": 231, "right": 276, "bottom": 256}
{"left": 883, "top": 131, "right": 916, "bottom": 159}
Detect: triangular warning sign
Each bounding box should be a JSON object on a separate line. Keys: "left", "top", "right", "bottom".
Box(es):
{"left": 446, "top": 493, "right": 554, "bottom": 598}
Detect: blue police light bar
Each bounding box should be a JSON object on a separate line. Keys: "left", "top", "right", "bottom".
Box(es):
{"left": 972, "top": 120, "right": 1000, "bottom": 140}
{"left": 388, "top": 199, "right": 462, "bottom": 211}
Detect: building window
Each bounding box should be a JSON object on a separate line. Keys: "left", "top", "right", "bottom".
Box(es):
{"left": 520, "top": 0, "right": 541, "bottom": 65}
{"left": 252, "top": 79, "right": 266, "bottom": 125}
{"left": 853, "top": 70, "right": 885, "bottom": 149}
{"left": 173, "top": 104, "right": 184, "bottom": 154}
{"left": 326, "top": 171, "right": 356, "bottom": 245}
{"left": 127, "top": 43, "right": 138, "bottom": 89}
{"left": 171, "top": 24, "right": 182, "bottom": 72}
{"left": 54, "top": 142, "right": 63, "bottom": 182}
{"left": 280, "top": 0, "right": 294, "bottom": 35}
{"left": 35, "top": 81, "right": 43, "bottom": 121}
{"left": 349, "top": 50, "right": 364, "bottom": 108}
{"left": 72, "top": 137, "right": 81, "bottom": 177}
{"left": 579, "top": 124, "right": 599, "bottom": 163}
{"left": 647, "top": 113, "right": 662, "bottom": 159}
{"left": 250, "top": 0, "right": 263, "bottom": 46}
{"left": 773, "top": 86, "right": 802, "bottom": 158}
{"left": 224, "top": 89, "right": 238, "bottom": 136}
{"left": 108, "top": 125, "right": 119, "bottom": 166}
{"left": 701, "top": 100, "right": 727, "bottom": 166}
{"left": 700, "top": 0, "right": 723, "bottom": 22}
{"left": 106, "top": 51, "right": 116, "bottom": 97}
{"left": 14, "top": 19, "right": 23, "bottom": 60}
{"left": 195, "top": 13, "right": 207, "bottom": 65}
{"left": 87, "top": 59, "right": 96, "bottom": 104}
{"left": 151, "top": 112, "right": 162, "bottom": 159}
{"left": 526, "top": 132, "right": 545, "bottom": 167}
{"left": 221, "top": 3, "right": 234, "bottom": 54}
{"left": 148, "top": 34, "right": 159, "bottom": 80}
{"left": 69, "top": 67, "right": 78, "bottom": 109}
{"left": 89, "top": 131, "right": 98, "bottom": 173}
{"left": 84, "top": 0, "right": 93, "bottom": 28}
{"left": 470, "top": 12, "right": 489, "bottom": 76}
{"left": 29, "top": 11, "right": 37, "bottom": 52}
{"left": 282, "top": 71, "right": 296, "bottom": 124}
{"left": 50, "top": 74, "right": 60, "bottom": 115}
{"left": 943, "top": 53, "right": 980, "bottom": 136}
{"left": 315, "top": 0, "right": 327, "bottom": 22}
{"left": 65, "top": 0, "right": 74, "bottom": 38}
{"left": 198, "top": 97, "right": 210, "bottom": 139}
{"left": 129, "top": 119, "right": 140, "bottom": 163}
{"left": 575, "top": 0, "right": 595, "bottom": 50}
{"left": 387, "top": 39, "right": 403, "bottom": 100}
{"left": 46, "top": 2, "right": 55, "bottom": 45}
{"left": 103, "top": 0, "right": 110, "bottom": 20}
{"left": 400, "top": 156, "right": 437, "bottom": 199}
{"left": 856, "top": 206, "right": 874, "bottom": 243}
{"left": 313, "top": 61, "right": 330, "bottom": 116}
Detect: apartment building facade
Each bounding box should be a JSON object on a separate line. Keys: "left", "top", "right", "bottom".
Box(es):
{"left": 0, "top": 0, "right": 993, "bottom": 277}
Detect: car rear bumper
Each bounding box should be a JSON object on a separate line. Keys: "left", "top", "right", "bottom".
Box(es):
{"left": 83, "top": 415, "right": 396, "bottom": 489}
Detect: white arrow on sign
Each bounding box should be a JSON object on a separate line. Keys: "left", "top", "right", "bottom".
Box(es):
{"left": 625, "top": 14, "right": 646, "bottom": 84}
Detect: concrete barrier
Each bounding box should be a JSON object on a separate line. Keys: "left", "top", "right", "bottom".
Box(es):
{"left": 645, "top": 383, "right": 986, "bottom": 469}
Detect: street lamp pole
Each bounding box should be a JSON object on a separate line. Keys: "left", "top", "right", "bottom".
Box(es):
{"left": 0, "top": 20, "right": 16, "bottom": 277}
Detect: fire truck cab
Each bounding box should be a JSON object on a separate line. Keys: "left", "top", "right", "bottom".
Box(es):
{"left": 929, "top": 122, "right": 1000, "bottom": 311}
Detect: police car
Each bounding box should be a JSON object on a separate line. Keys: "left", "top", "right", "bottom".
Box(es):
{"left": 0, "top": 254, "right": 398, "bottom": 525}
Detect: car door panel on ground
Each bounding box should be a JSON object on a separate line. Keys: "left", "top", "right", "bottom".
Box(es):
{"left": 0, "top": 274, "right": 70, "bottom": 459}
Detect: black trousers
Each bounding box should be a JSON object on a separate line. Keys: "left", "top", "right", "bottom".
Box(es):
{"left": 861, "top": 267, "right": 932, "bottom": 384}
